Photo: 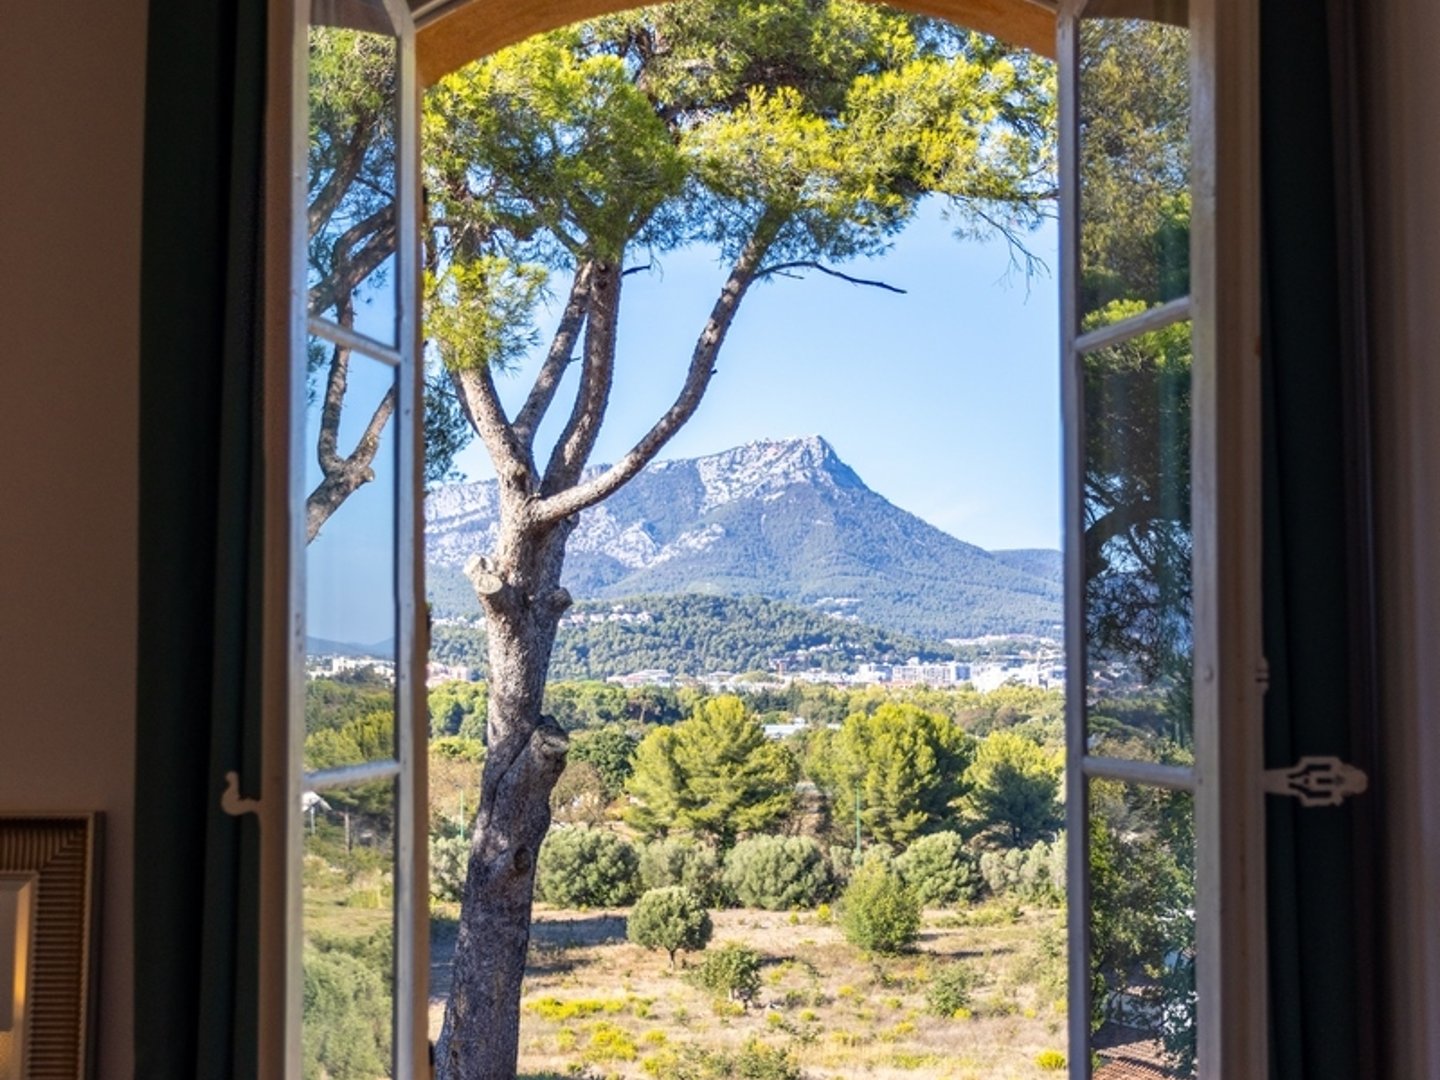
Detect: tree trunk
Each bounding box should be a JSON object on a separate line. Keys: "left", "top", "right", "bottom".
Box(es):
{"left": 435, "top": 519, "right": 574, "bottom": 1080}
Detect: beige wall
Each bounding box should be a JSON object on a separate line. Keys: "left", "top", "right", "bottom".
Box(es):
{"left": 0, "top": 0, "right": 147, "bottom": 1074}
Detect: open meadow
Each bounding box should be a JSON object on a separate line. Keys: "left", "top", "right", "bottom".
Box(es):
{"left": 426, "top": 902, "right": 1068, "bottom": 1080}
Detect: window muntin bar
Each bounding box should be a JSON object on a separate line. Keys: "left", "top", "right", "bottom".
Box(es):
{"left": 309, "top": 315, "right": 404, "bottom": 367}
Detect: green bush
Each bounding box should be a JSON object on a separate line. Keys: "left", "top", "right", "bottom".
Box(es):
{"left": 646, "top": 1039, "right": 801, "bottom": 1080}
{"left": 302, "top": 942, "right": 391, "bottom": 1080}
{"left": 978, "top": 836, "right": 1064, "bottom": 903}
{"left": 893, "top": 832, "right": 982, "bottom": 907}
{"left": 535, "top": 826, "right": 640, "bottom": 907}
{"left": 722, "top": 835, "right": 835, "bottom": 910}
{"left": 924, "top": 961, "right": 975, "bottom": 1017}
{"left": 429, "top": 735, "right": 485, "bottom": 762}
{"left": 640, "top": 837, "right": 726, "bottom": 906}
{"left": 840, "top": 861, "right": 920, "bottom": 954}
{"left": 628, "top": 886, "right": 713, "bottom": 967}
{"left": 693, "top": 942, "right": 762, "bottom": 1005}
{"left": 429, "top": 820, "right": 469, "bottom": 902}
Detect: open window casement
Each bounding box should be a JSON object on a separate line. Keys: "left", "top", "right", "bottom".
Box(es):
{"left": 262, "top": 0, "right": 429, "bottom": 1075}
{"left": 1058, "top": 0, "right": 1266, "bottom": 1075}
{"left": 257, "top": 0, "right": 1265, "bottom": 1074}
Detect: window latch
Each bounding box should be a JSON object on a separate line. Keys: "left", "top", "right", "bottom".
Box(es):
{"left": 220, "top": 770, "right": 262, "bottom": 818}
{"left": 1263, "top": 756, "right": 1369, "bottom": 808}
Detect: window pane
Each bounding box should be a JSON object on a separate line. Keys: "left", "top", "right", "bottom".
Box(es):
{"left": 303, "top": 777, "right": 396, "bottom": 1080}
{"left": 1078, "top": 9, "right": 1190, "bottom": 327}
{"left": 308, "top": 20, "right": 399, "bottom": 347}
{"left": 1083, "top": 321, "right": 1192, "bottom": 758}
{"left": 1088, "top": 779, "right": 1195, "bottom": 1078}
{"left": 306, "top": 339, "right": 398, "bottom": 766}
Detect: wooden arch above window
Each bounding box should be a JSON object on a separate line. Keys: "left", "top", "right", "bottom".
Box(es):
{"left": 412, "top": 0, "right": 1057, "bottom": 85}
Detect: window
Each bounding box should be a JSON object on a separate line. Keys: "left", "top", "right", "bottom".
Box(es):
{"left": 1060, "top": 0, "right": 1265, "bottom": 1074}
{"left": 277, "top": 1, "right": 429, "bottom": 1076}
{"left": 262, "top": 0, "right": 1266, "bottom": 1075}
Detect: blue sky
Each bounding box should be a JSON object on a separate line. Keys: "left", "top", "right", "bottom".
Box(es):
{"left": 459, "top": 199, "right": 1061, "bottom": 551}
{"left": 308, "top": 199, "right": 1060, "bottom": 645}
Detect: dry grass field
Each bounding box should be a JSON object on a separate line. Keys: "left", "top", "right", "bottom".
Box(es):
{"left": 427, "top": 902, "right": 1068, "bottom": 1080}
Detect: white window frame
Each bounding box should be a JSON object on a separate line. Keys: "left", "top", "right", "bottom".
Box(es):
{"left": 259, "top": 0, "right": 430, "bottom": 1075}
{"left": 1058, "top": 0, "right": 1266, "bottom": 1074}
{"left": 252, "top": 0, "right": 1267, "bottom": 1075}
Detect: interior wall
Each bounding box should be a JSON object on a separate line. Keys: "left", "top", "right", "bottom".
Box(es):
{"left": 0, "top": 0, "right": 147, "bottom": 1074}
{"left": 1360, "top": 0, "right": 1440, "bottom": 1075}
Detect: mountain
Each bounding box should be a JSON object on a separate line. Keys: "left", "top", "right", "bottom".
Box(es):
{"left": 425, "top": 436, "right": 1062, "bottom": 640}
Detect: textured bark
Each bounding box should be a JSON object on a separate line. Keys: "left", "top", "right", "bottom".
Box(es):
{"left": 435, "top": 217, "right": 784, "bottom": 1080}
{"left": 434, "top": 512, "right": 575, "bottom": 1080}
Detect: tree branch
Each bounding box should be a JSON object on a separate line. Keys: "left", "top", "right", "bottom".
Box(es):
{"left": 542, "top": 260, "right": 621, "bottom": 494}
{"left": 753, "top": 260, "right": 907, "bottom": 294}
{"left": 309, "top": 203, "right": 397, "bottom": 318}
{"left": 452, "top": 362, "right": 532, "bottom": 492}
{"left": 531, "top": 211, "right": 787, "bottom": 526}
{"left": 512, "top": 263, "right": 593, "bottom": 451}
{"left": 307, "top": 113, "right": 377, "bottom": 241}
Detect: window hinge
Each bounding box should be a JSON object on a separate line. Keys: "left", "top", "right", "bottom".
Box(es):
{"left": 1263, "top": 756, "right": 1369, "bottom": 808}
{"left": 220, "top": 771, "right": 262, "bottom": 817}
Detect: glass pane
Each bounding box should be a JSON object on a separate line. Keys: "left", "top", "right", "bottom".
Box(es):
{"left": 1083, "top": 320, "right": 1192, "bottom": 758}
{"left": 305, "top": 338, "right": 398, "bottom": 767}
{"left": 1078, "top": 6, "right": 1191, "bottom": 328}
{"left": 308, "top": 19, "right": 399, "bottom": 346}
{"left": 1088, "top": 779, "right": 1195, "bottom": 1078}
{"left": 303, "top": 777, "right": 397, "bottom": 1080}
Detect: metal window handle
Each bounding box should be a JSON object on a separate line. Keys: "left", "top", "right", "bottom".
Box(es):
{"left": 220, "top": 771, "right": 262, "bottom": 817}
{"left": 1263, "top": 756, "right": 1369, "bottom": 807}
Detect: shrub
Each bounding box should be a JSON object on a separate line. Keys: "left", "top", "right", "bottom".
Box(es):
{"left": 723, "top": 835, "right": 835, "bottom": 910}
{"left": 978, "top": 837, "right": 1064, "bottom": 903}
{"left": 893, "top": 831, "right": 982, "bottom": 907}
{"left": 924, "top": 962, "right": 975, "bottom": 1017}
{"left": 1036, "top": 1049, "right": 1067, "bottom": 1070}
{"left": 628, "top": 887, "right": 714, "bottom": 967}
{"left": 641, "top": 1040, "right": 801, "bottom": 1080}
{"left": 535, "top": 826, "right": 639, "bottom": 907}
{"left": 840, "top": 861, "right": 920, "bottom": 954}
{"left": 429, "top": 735, "right": 485, "bottom": 762}
{"left": 640, "top": 837, "right": 726, "bottom": 906}
{"left": 693, "top": 942, "right": 762, "bottom": 1005}
{"left": 429, "top": 827, "right": 469, "bottom": 902}
{"left": 302, "top": 943, "right": 391, "bottom": 1080}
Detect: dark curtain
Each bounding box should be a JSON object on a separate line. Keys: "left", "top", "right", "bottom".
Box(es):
{"left": 135, "top": 0, "right": 268, "bottom": 1076}
{"left": 1261, "top": 0, "right": 1376, "bottom": 1076}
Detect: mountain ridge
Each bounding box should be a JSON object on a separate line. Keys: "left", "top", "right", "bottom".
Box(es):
{"left": 426, "top": 436, "right": 1062, "bottom": 640}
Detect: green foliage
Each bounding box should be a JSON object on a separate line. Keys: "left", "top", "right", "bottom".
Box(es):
{"left": 429, "top": 735, "right": 485, "bottom": 762}
{"left": 428, "top": 679, "right": 487, "bottom": 738}
{"left": 626, "top": 696, "right": 798, "bottom": 845}
{"left": 957, "top": 730, "right": 1063, "bottom": 848}
{"left": 840, "top": 861, "right": 920, "bottom": 954}
{"left": 924, "top": 962, "right": 975, "bottom": 1017}
{"left": 304, "top": 706, "right": 394, "bottom": 819}
{"left": 810, "top": 703, "right": 975, "bottom": 847}
{"left": 549, "top": 760, "right": 610, "bottom": 826}
{"left": 893, "top": 831, "right": 982, "bottom": 907}
{"left": 302, "top": 937, "right": 391, "bottom": 1080}
{"left": 627, "top": 886, "right": 714, "bottom": 966}
{"left": 568, "top": 725, "right": 640, "bottom": 798}
{"left": 977, "top": 837, "right": 1065, "bottom": 904}
{"left": 543, "top": 681, "right": 628, "bottom": 731}
{"left": 535, "top": 827, "right": 640, "bottom": 908}
{"left": 693, "top": 943, "right": 762, "bottom": 1005}
{"left": 1088, "top": 779, "right": 1195, "bottom": 1071}
{"left": 429, "top": 821, "right": 469, "bottom": 903}
{"left": 428, "top": 593, "right": 975, "bottom": 681}
{"left": 639, "top": 837, "right": 726, "bottom": 907}
{"left": 722, "top": 835, "right": 836, "bottom": 910}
